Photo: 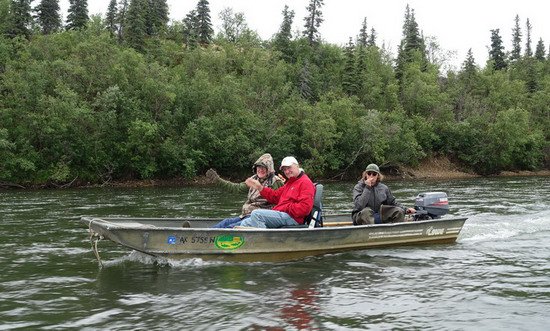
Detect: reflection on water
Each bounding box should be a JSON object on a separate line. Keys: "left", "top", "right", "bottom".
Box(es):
{"left": 0, "top": 177, "right": 549, "bottom": 329}
{"left": 279, "top": 287, "right": 319, "bottom": 330}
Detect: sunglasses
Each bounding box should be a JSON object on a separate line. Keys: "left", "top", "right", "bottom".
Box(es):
{"left": 366, "top": 172, "right": 378, "bottom": 176}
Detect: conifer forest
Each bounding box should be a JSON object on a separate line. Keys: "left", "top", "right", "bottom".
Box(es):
{"left": 1, "top": 0, "right": 548, "bottom": 186}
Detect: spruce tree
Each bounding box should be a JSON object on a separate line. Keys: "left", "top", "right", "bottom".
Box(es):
{"left": 105, "top": 0, "right": 117, "bottom": 36}
{"left": 66, "top": 0, "right": 88, "bottom": 30}
{"left": 524, "top": 18, "right": 532, "bottom": 57}
{"left": 462, "top": 48, "right": 477, "bottom": 76}
{"left": 395, "top": 45, "right": 406, "bottom": 82}
{"left": 457, "top": 49, "right": 479, "bottom": 120}
{"left": 302, "top": 0, "right": 323, "bottom": 45}
{"left": 6, "top": 0, "right": 32, "bottom": 38}
{"left": 357, "top": 17, "right": 367, "bottom": 48}
{"left": 342, "top": 37, "right": 357, "bottom": 96}
{"left": 395, "top": 5, "right": 426, "bottom": 81}
{"left": 510, "top": 14, "right": 521, "bottom": 62}
{"left": 355, "top": 16, "right": 372, "bottom": 96}
{"left": 367, "top": 27, "right": 376, "bottom": 47}
{"left": 116, "top": 0, "right": 128, "bottom": 42}
{"left": 182, "top": 9, "right": 198, "bottom": 48}
{"left": 534, "top": 38, "right": 546, "bottom": 61}
{"left": 145, "top": 0, "right": 168, "bottom": 37}
{"left": 273, "top": 5, "right": 294, "bottom": 61}
{"left": 403, "top": 8, "right": 423, "bottom": 55}
{"left": 355, "top": 43, "right": 367, "bottom": 93}
{"left": 489, "top": 29, "right": 507, "bottom": 70}
{"left": 35, "top": 0, "right": 61, "bottom": 34}
{"left": 125, "top": 0, "right": 147, "bottom": 50}
{"left": 195, "top": 0, "right": 213, "bottom": 45}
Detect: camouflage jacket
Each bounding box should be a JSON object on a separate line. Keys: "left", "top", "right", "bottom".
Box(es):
{"left": 212, "top": 153, "right": 283, "bottom": 217}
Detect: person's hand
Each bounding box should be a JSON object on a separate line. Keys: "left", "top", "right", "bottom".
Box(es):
{"left": 205, "top": 168, "right": 219, "bottom": 182}
{"left": 406, "top": 207, "right": 416, "bottom": 214}
{"left": 245, "top": 177, "right": 263, "bottom": 191}
{"left": 276, "top": 174, "right": 286, "bottom": 183}
{"left": 365, "top": 176, "right": 376, "bottom": 187}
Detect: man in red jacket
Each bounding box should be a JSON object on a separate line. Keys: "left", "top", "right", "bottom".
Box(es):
{"left": 241, "top": 156, "right": 315, "bottom": 228}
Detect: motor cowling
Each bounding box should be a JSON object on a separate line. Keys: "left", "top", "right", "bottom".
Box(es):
{"left": 414, "top": 192, "right": 449, "bottom": 220}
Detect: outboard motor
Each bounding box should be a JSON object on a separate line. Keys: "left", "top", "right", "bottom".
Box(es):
{"left": 414, "top": 192, "right": 449, "bottom": 221}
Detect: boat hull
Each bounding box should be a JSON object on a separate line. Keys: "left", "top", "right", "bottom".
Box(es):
{"left": 81, "top": 216, "right": 467, "bottom": 262}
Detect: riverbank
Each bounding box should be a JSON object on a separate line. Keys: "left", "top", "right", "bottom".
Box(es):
{"left": 96, "top": 157, "right": 550, "bottom": 188}
{"left": 1, "top": 157, "right": 549, "bottom": 190}
{"left": 394, "top": 157, "right": 550, "bottom": 180}
{"left": 387, "top": 157, "right": 478, "bottom": 180}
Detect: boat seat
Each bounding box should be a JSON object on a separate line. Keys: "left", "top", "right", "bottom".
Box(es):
{"left": 282, "top": 183, "right": 324, "bottom": 228}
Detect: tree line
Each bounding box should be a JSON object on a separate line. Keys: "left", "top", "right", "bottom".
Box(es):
{"left": 0, "top": 0, "right": 548, "bottom": 187}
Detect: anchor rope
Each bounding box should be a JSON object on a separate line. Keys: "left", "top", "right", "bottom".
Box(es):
{"left": 88, "top": 219, "right": 104, "bottom": 268}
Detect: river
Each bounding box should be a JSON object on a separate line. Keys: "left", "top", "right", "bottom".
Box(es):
{"left": 1, "top": 177, "right": 549, "bottom": 330}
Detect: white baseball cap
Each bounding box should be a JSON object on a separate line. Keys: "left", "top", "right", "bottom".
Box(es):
{"left": 280, "top": 156, "right": 299, "bottom": 169}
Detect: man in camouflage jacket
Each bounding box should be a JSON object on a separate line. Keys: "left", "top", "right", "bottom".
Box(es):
{"left": 208, "top": 153, "right": 284, "bottom": 228}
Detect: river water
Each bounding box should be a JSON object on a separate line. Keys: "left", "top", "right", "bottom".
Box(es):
{"left": 1, "top": 177, "right": 549, "bottom": 330}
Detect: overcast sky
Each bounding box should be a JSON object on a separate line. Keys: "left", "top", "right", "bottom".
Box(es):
{"left": 59, "top": 0, "right": 549, "bottom": 71}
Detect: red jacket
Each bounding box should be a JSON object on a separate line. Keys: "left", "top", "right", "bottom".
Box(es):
{"left": 259, "top": 172, "right": 315, "bottom": 224}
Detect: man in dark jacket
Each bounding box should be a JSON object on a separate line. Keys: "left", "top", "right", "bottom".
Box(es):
{"left": 352, "top": 163, "right": 415, "bottom": 225}
{"left": 241, "top": 156, "right": 315, "bottom": 228}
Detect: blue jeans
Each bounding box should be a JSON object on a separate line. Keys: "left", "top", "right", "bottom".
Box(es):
{"left": 240, "top": 209, "right": 298, "bottom": 228}
{"left": 212, "top": 215, "right": 250, "bottom": 228}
